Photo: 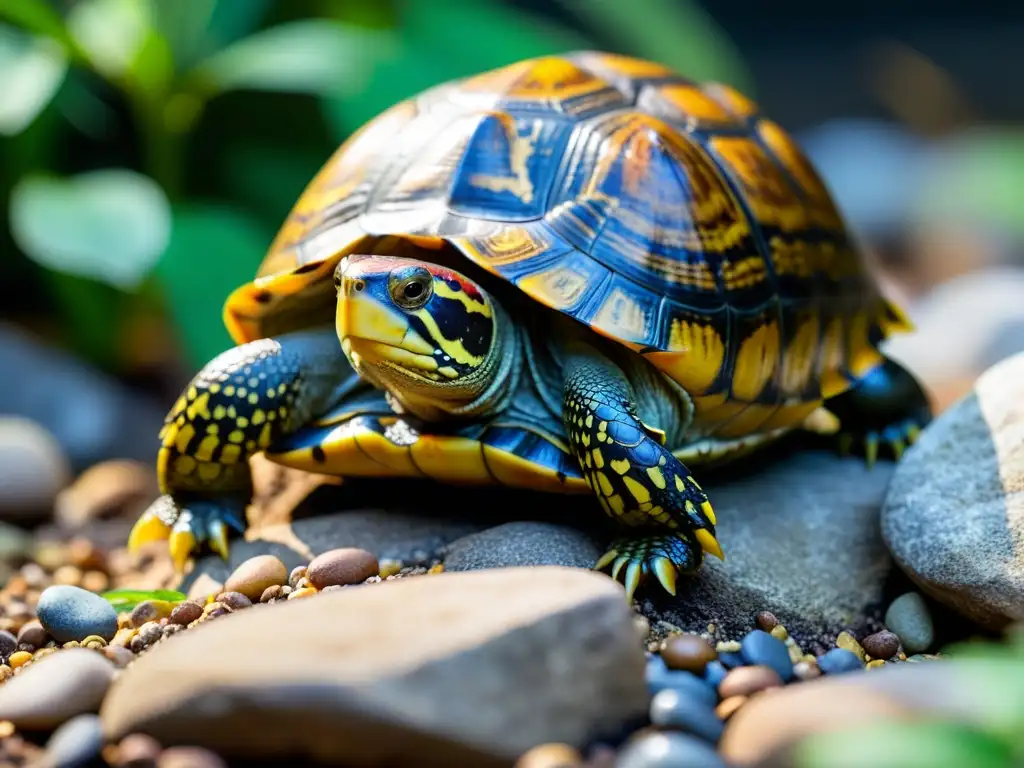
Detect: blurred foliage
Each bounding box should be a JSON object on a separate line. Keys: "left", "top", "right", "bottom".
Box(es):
{"left": 0, "top": 0, "right": 751, "bottom": 375}
{"left": 791, "top": 626, "right": 1024, "bottom": 768}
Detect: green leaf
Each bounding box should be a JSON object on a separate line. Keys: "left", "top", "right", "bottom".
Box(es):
{"left": 190, "top": 18, "right": 394, "bottom": 99}
{"left": 66, "top": 0, "right": 153, "bottom": 82}
{"left": 556, "top": 0, "right": 754, "bottom": 94}
{"left": 102, "top": 588, "right": 187, "bottom": 613}
{"left": 792, "top": 720, "right": 1013, "bottom": 768}
{"left": 0, "top": 23, "right": 68, "bottom": 136}
{"left": 147, "top": 0, "right": 270, "bottom": 73}
{"left": 9, "top": 169, "right": 172, "bottom": 290}
{"left": 0, "top": 0, "right": 68, "bottom": 42}
{"left": 155, "top": 203, "right": 273, "bottom": 368}
{"left": 323, "top": 0, "right": 589, "bottom": 138}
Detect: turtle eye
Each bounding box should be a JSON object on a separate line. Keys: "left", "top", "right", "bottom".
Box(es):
{"left": 389, "top": 266, "right": 433, "bottom": 310}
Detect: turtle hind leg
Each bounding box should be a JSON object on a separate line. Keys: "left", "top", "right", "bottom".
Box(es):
{"left": 129, "top": 326, "right": 355, "bottom": 572}
{"left": 818, "top": 357, "right": 933, "bottom": 467}
{"left": 561, "top": 345, "right": 721, "bottom": 602}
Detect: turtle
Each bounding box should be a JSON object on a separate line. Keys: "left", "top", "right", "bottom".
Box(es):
{"left": 129, "top": 51, "right": 932, "bottom": 601}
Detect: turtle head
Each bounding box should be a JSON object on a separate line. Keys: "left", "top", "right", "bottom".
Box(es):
{"left": 334, "top": 254, "right": 510, "bottom": 419}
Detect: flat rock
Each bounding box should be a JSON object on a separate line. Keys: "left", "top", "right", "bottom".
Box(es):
{"left": 101, "top": 567, "right": 648, "bottom": 766}
{"left": 444, "top": 522, "right": 605, "bottom": 572}
{"left": 0, "top": 649, "right": 115, "bottom": 730}
{"left": 642, "top": 448, "right": 894, "bottom": 649}
{"left": 883, "top": 353, "right": 1024, "bottom": 629}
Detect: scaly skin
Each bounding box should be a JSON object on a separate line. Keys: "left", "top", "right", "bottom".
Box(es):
{"left": 561, "top": 344, "right": 721, "bottom": 601}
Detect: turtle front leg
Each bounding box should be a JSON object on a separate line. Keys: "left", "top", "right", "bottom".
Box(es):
{"left": 129, "top": 326, "right": 359, "bottom": 572}
{"left": 817, "top": 357, "right": 933, "bottom": 467}
{"left": 562, "top": 347, "right": 721, "bottom": 601}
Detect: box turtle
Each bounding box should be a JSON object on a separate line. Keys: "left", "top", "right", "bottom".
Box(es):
{"left": 130, "top": 52, "right": 932, "bottom": 600}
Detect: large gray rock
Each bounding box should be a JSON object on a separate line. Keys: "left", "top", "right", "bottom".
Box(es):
{"left": 0, "top": 649, "right": 116, "bottom": 730}
{"left": 883, "top": 353, "right": 1024, "bottom": 629}
{"left": 101, "top": 567, "right": 648, "bottom": 766}
{"left": 444, "top": 522, "right": 605, "bottom": 572}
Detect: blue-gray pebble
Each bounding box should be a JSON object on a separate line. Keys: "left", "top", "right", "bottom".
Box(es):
{"left": 740, "top": 630, "right": 793, "bottom": 681}
{"left": 717, "top": 651, "right": 745, "bottom": 669}
{"left": 817, "top": 648, "right": 864, "bottom": 675}
{"left": 616, "top": 731, "right": 727, "bottom": 768}
{"left": 649, "top": 688, "right": 724, "bottom": 744}
{"left": 37, "top": 586, "right": 117, "bottom": 643}
{"left": 885, "top": 592, "right": 934, "bottom": 654}
{"left": 646, "top": 665, "right": 718, "bottom": 708}
{"left": 703, "top": 660, "right": 728, "bottom": 688}
{"left": 42, "top": 714, "right": 103, "bottom": 768}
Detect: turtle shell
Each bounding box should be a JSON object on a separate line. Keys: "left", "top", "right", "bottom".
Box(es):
{"left": 224, "top": 51, "right": 911, "bottom": 440}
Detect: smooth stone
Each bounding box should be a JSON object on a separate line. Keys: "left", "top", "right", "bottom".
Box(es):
{"left": 740, "top": 631, "right": 793, "bottom": 682}
{"left": 101, "top": 567, "right": 648, "bottom": 765}
{"left": 0, "top": 649, "right": 115, "bottom": 730}
{"left": 615, "top": 731, "right": 727, "bottom": 768}
{"left": 643, "top": 449, "right": 895, "bottom": 648}
{"left": 0, "top": 417, "right": 70, "bottom": 519}
{"left": 444, "top": 521, "right": 604, "bottom": 571}
{"left": 817, "top": 648, "right": 864, "bottom": 675}
{"left": 0, "top": 629, "right": 17, "bottom": 658}
{"left": 703, "top": 661, "right": 729, "bottom": 689}
{"left": 884, "top": 593, "right": 935, "bottom": 654}
{"left": 222, "top": 555, "right": 288, "bottom": 601}
{"left": 661, "top": 634, "right": 717, "bottom": 675}
{"left": 718, "top": 665, "right": 783, "bottom": 699}
{"left": 860, "top": 630, "right": 901, "bottom": 660}
{"left": 882, "top": 353, "right": 1024, "bottom": 629}
{"left": 649, "top": 688, "right": 724, "bottom": 743}
{"left": 0, "top": 324, "right": 165, "bottom": 471}
{"left": 717, "top": 652, "right": 745, "bottom": 669}
{"left": 645, "top": 664, "right": 718, "bottom": 708}
{"left": 306, "top": 547, "right": 379, "bottom": 589}
{"left": 37, "top": 585, "right": 118, "bottom": 643}
{"left": 40, "top": 714, "right": 103, "bottom": 768}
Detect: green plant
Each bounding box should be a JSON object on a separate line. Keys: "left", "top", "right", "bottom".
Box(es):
{"left": 0, "top": 0, "right": 750, "bottom": 373}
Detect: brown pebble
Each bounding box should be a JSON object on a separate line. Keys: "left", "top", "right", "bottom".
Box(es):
{"left": 7, "top": 651, "right": 31, "bottom": 669}
{"left": 515, "top": 742, "right": 583, "bottom": 768}
{"left": 715, "top": 695, "right": 747, "bottom": 720}
{"left": 52, "top": 565, "right": 83, "bottom": 587}
{"left": 288, "top": 566, "right": 308, "bottom": 588}
{"left": 206, "top": 606, "right": 229, "bottom": 619}
{"left": 793, "top": 660, "right": 821, "bottom": 680}
{"left": 661, "top": 633, "right": 717, "bottom": 674}
{"left": 116, "top": 732, "right": 163, "bottom": 765}
{"left": 130, "top": 601, "right": 168, "bottom": 628}
{"left": 719, "top": 665, "right": 783, "bottom": 698}
{"left": 861, "top": 630, "right": 900, "bottom": 660}
{"left": 81, "top": 570, "right": 110, "bottom": 593}
{"left": 216, "top": 591, "right": 252, "bottom": 610}
{"left": 223, "top": 555, "right": 288, "bottom": 601}
{"left": 169, "top": 602, "right": 203, "bottom": 626}
{"left": 306, "top": 548, "right": 379, "bottom": 589}
{"left": 103, "top": 645, "right": 134, "bottom": 667}
{"left": 158, "top": 746, "right": 228, "bottom": 768}
{"left": 755, "top": 611, "right": 779, "bottom": 632}
{"left": 259, "top": 585, "right": 283, "bottom": 603}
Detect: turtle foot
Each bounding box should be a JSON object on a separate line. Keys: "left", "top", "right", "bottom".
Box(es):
{"left": 128, "top": 494, "right": 247, "bottom": 573}
{"left": 595, "top": 531, "right": 706, "bottom": 602}
{"left": 837, "top": 416, "right": 926, "bottom": 468}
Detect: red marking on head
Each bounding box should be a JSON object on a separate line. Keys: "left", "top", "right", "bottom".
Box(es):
{"left": 428, "top": 265, "right": 484, "bottom": 301}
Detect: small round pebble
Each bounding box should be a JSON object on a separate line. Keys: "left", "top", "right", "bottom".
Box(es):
{"left": 37, "top": 585, "right": 118, "bottom": 643}
{"left": 260, "top": 585, "right": 284, "bottom": 602}
{"left": 739, "top": 630, "right": 793, "bottom": 682}
{"left": 885, "top": 592, "right": 934, "bottom": 653}
{"left": 158, "top": 746, "right": 229, "bottom": 768}
{"left": 861, "top": 630, "right": 900, "bottom": 660}
{"left": 129, "top": 601, "right": 167, "bottom": 628}
{"left": 649, "top": 688, "right": 724, "bottom": 743}
{"left": 0, "top": 630, "right": 17, "bottom": 659}
{"left": 703, "top": 660, "right": 728, "bottom": 688}
{"left": 616, "top": 731, "right": 727, "bottom": 768}
{"left": 43, "top": 713, "right": 103, "bottom": 768}
{"left": 717, "top": 651, "right": 745, "bottom": 669}
{"left": 217, "top": 592, "right": 252, "bottom": 610}
{"left": 646, "top": 663, "right": 718, "bottom": 707}
{"left": 817, "top": 648, "right": 864, "bottom": 675}
{"left": 16, "top": 621, "right": 48, "bottom": 649}
{"left": 514, "top": 742, "right": 583, "bottom": 768}
{"left": 168, "top": 602, "right": 203, "bottom": 626}
{"left": 715, "top": 695, "right": 747, "bottom": 721}
{"left": 718, "top": 665, "right": 783, "bottom": 698}
{"left": 661, "top": 633, "right": 717, "bottom": 674}
{"left": 792, "top": 660, "right": 821, "bottom": 681}
{"left": 307, "top": 547, "right": 379, "bottom": 589}
{"left": 755, "top": 611, "right": 778, "bottom": 632}
{"left": 223, "top": 555, "right": 288, "bottom": 601}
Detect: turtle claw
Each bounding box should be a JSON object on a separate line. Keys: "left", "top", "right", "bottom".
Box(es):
{"left": 595, "top": 532, "right": 703, "bottom": 601}
{"left": 837, "top": 416, "right": 926, "bottom": 469}
{"left": 129, "top": 494, "right": 247, "bottom": 573}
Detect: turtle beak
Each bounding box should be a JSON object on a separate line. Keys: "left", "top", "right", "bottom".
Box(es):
{"left": 335, "top": 256, "right": 436, "bottom": 371}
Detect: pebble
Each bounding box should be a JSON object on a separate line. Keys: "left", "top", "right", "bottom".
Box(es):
{"left": 157, "top": 746, "right": 229, "bottom": 768}
{"left": 306, "top": 547, "right": 380, "bottom": 589}
{"left": 835, "top": 630, "right": 867, "bottom": 661}
{"left": 817, "top": 648, "right": 864, "bottom": 675}
{"left": 715, "top": 696, "right": 746, "bottom": 721}
{"left": 661, "top": 634, "right": 717, "bottom": 674}
{"left": 755, "top": 611, "right": 778, "bottom": 632}
{"left": 168, "top": 602, "right": 203, "bottom": 626}
{"left": 223, "top": 555, "right": 288, "bottom": 601}
{"left": 54, "top": 458, "right": 158, "bottom": 527}
{"left": 42, "top": 713, "right": 103, "bottom": 768}
{"left": 649, "top": 688, "right": 724, "bottom": 743}
{"left": 792, "top": 660, "right": 821, "bottom": 681}
{"left": 739, "top": 630, "right": 793, "bottom": 682}
{"left": 102, "top": 646, "right": 134, "bottom": 668}
{"left": 0, "top": 649, "right": 115, "bottom": 730}
{"left": 885, "top": 592, "right": 934, "bottom": 653}
{"left": 615, "top": 731, "right": 727, "bottom": 768}
{"left": 514, "top": 742, "right": 583, "bottom": 768}
{"left": 861, "top": 630, "right": 901, "bottom": 660}
{"left": 703, "top": 660, "right": 728, "bottom": 688}
{"left": 129, "top": 601, "right": 172, "bottom": 628}
{"left": 0, "top": 417, "right": 71, "bottom": 519}
{"left": 0, "top": 630, "right": 17, "bottom": 659}
{"left": 717, "top": 651, "right": 745, "bottom": 669}
{"left": 288, "top": 566, "right": 308, "bottom": 588}
{"left": 217, "top": 592, "right": 252, "bottom": 610}
{"left": 36, "top": 585, "right": 118, "bottom": 643}
{"left": 646, "top": 659, "right": 718, "bottom": 707}
{"left": 8, "top": 652, "right": 31, "bottom": 669}
{"left": 718, "top": 665, "right": 783, "bottom": 699}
